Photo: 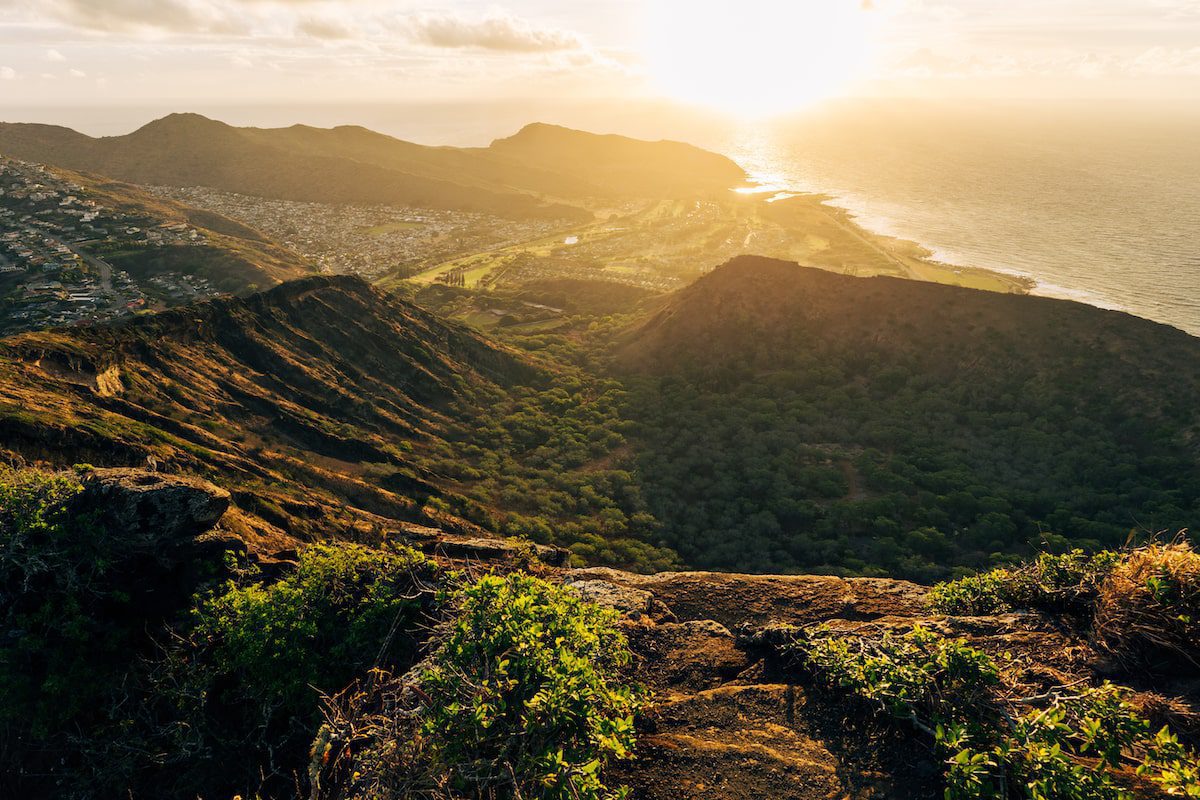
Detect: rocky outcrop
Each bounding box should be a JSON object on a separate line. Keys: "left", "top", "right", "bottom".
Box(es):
{"left": 567, "top": 568, "right": 927, "bottom": 628}
{"left": 78, "top": 468, "right": 231, "bottom": 545}
{"left": 397, "top": 525, "right": 569, "bottom": 567}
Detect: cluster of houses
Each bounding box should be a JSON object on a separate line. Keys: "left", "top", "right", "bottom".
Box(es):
{"left": 0, "top": 156, "right": 218, "bottom": 336}
{"left": 153, "top": 185, "right": 570, "bottom": 280}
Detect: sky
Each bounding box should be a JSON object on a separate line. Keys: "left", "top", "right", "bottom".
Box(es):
{"left": 0, "top": 0, "right": 1198, "bottom": 115}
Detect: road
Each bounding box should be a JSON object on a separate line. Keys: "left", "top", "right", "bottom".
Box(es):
{"left": 59, "top": 236, "right": 112, "bottom": 292}
{"left": 20, "top": 225, "right": 113, "bottom": 292}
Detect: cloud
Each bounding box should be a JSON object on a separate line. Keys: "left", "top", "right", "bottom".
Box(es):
{"left": 0, "top": 66, "right": 15, "bottom": 80}
{"left": 68, "top": 67, "right": 86, "bottom": 77}
{"left": 34, "top": 0, "right": 240, "bottom": 34}
{"left": 404, "top": 10, "right": 584, "bottom": 52}
{"left": 45, "top": 48, "right": 66, "bottom": 61}
{"left": 296, "top": 15, "right": 354, "bottom": 40}
{"left": 1128, "top": 45, "right": 1200, "bottom": 76}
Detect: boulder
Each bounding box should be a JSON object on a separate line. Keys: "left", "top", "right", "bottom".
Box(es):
{"left": 76, "top": 468, "right": 231, "bottom": 552}
{"left": 566, "top": 568, "right": 927, "bottom": 628}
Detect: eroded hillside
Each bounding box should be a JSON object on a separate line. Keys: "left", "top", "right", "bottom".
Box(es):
{"left": 0, "top": 275, "right": 536, "bottom": 551}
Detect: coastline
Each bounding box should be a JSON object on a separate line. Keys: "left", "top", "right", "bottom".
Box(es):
{"left": 757, "top": 191, "right": 1034, "bottom": 295}
{"left": 739, "top": 172, "right": 1171, "bottom": 323}
{"left": 815, "top": 189, "right": 1164, "bottom": 319}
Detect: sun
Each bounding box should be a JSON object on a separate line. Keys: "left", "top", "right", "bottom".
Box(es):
{"left": 641, "top": 0, "right": 879, "bottom": 117}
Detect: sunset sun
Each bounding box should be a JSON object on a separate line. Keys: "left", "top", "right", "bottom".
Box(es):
{"left": 642, "top": 0, "right": 878, "bottom": 116}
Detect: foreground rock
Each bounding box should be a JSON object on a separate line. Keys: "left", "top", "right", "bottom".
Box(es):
{"left": 79, "top": 467, "right": 232, "bottom": 544}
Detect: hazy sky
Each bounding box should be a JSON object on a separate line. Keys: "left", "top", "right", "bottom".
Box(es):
{"left": 1, "top": 0, "right": 1198, "bottom": 112}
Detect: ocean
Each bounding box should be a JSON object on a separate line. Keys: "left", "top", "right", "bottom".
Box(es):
{"left": 8, "top": 99, "right": 1198, "bottom": 335}
{"left": 712, "top": 101, "right": 1200, "bottom": 337}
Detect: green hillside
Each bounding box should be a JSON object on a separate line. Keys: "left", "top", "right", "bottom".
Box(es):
{"left": 614, "top": 256, "right": 1200, "bottom": 578}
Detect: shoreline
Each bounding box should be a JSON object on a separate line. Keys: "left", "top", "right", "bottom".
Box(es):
{"left": 811, "top": 190, "right": 1152, "bottom": 318}
{"left": 741, "top": 179, "right": 1160, "bottom": 321}
{"left": 769, "top": 188, "right": 1200, "bottom": 338}
{"left": 756, "top": 190, "right": 1034, "bottom": 296}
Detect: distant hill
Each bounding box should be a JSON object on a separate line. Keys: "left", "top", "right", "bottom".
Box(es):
{"left": 616, "top": 256, "right": 1200, "bottom": 577}
{"left": 0, "top": 114, "right": 746, "bottom": 217}
{"left": 486, "top": 122, "right": 747, "bottom": 197}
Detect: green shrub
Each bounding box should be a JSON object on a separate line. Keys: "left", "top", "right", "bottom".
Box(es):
{"left": 313, "top": 572, "right": 645, "bottom": 800}
{"left": 0, "top": 467, "right": 108, "bottom": 734}
{"left": 112, "top": 542, "right": 444, "bottom": 798}
{"left": 929, "top": 550, "right": 1121, "bottom": 615}
{"left": 191, "top": 542, "right": 437, "bottom": 724}
{"left": 790, "top": 624, "right": 1001, "bottom": 735}
{"left": 421, "top": 573, "right": 643, "bottom": 800}
{"left": 783, "top": 624, "right": 1200, "bottom": 799}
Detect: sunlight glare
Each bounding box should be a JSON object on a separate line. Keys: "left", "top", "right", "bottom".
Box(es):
{"left": 641, "top": 0, "right": 880, "bottom": 118}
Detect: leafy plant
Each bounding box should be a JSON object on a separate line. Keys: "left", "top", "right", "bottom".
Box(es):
{"left": 312, "top": 572, "right": 646, "bottom": 800}
{"left": 420, "top": 573, "right": 643, "bottom": 800}
{"left": 0, "top": 467, "right": 98, "bottom": 734}
{"left": 190, "top": 542, "right": 437, "bottom": 724}
{"left": 929, "top": 550, "right": 1122, "bottom": 616}
{"left": 783, "top": 624, "right": 1200, "bottom": 799}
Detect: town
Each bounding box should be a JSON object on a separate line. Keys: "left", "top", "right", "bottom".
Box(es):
{"left": 152, "top": 186, "right": 576, "bottom": 281}
{"left": 0, "top": 157, "right": 220, "bottom": 336}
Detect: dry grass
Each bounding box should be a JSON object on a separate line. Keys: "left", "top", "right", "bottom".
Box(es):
{"left": 1093, "top": 541, "right": 1200, "bottom": 670}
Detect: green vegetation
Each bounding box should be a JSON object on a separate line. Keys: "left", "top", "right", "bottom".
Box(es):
{"left": 313, "top": 572, "right": 646, "bottom": 800}
{"left": 930, "top": 543, "right": 1200, "bottom": 670}
{"left": 192, "top": 542, "right": 434, "bottom": 720}
{"left": 425, "top": 366, "right": 681, "bottom": 572}
{"left": 614, "top": 258, "right": 1200, "bottom": 579}
{"left": 421, "top": 574, "right": 642, "bottom": 799}
{"left": 784, "top": 624, "right": 1200, "bottom": 799}
{"left": 0, "top": 466, "right": 105, "bottom": 735}
{"left": 928, "top": 549, "right": 1122, "bottom": 615}
{"left": 621, "top": 364, "right": 1198, "bottom": 579}
{"left": 172, "top": 542, "right": 439, "bottom": 788}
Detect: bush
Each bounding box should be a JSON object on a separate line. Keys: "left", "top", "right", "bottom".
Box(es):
{"left": 0, "top": 467, "right": 96, "bottom": 735}
{"left": 96, "top": 542, "right": 444, "bottom": 799}
{"left": 782, "top": 624, "right": 1200, "bottom": 799}
{"left": 1093, "top": 542, "right": 1200, "bottom": 670}
{"left": 929, "top": 550, "right": 1122, "bottom": 616}
{"left": 931, "top": 543, "right": 1200, "bottom": 671}
{"left": 312, "top": 572, "right": 645, "bottom": 800}
{"left": 185, "top": 542, "right": 437, "bottom": 743}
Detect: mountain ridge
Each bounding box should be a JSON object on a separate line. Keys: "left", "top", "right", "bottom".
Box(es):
{"left": 0, "top": 273, "right": 535, "bottom": 552}
{"left": 613, "top": 255, "right": 1200, "bottom": 575}
{"left": 0, "top": 114, "right": 748, "bottom": 216}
